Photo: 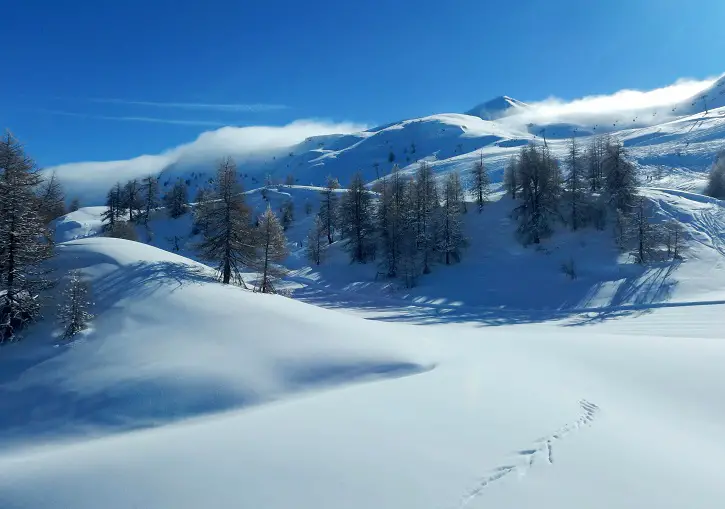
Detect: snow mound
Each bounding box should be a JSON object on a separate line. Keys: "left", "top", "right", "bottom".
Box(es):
{"left": 0, "top": 237, "right": 432, "bottom": 445}
{"left": 53, "top": 206, "right": 107, "bottom": 242}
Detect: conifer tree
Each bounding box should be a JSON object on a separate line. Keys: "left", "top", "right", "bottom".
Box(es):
{"left": 57, "top": 270, "right": 93, "bottom": 339}
{"left": 122, "top": 179, "right": 143, "bottom": 223}
{"left": 471, "top": 153, "right": 490, "bottom": 212}
{"left": 281, "top": 200, "right": 294, "bottom": 231}
{"left": 319, "top": 175, "right": 340, "bottom": 244}
{"left": 140, "top": 175, "right": 160, "bottom": 225}
{"left": 564, "top": 137, "right": 589, "bottom": 230}
{"left": 377, "top": 166, "right": 408, "bottom": 278}
{"left": 624, "top": 195, "right": 661, "bottom": 264}
{"left": 37, "top": 170, "right": 66, "bottom": 223}
{"left": 503, "top": 156, "right": 519, "bottom": 199}
{"left": 603, "top": 139, "right": 638, "bottom": 213}
{"left": 0, "top": 132, "right": 53, "bottom": 342}
{"left": 306, "top": 215, "right": 326, "bottom": 265}
{"left": 437, "top": 171, "right": 468, "bottom": 264}
{"left": 163, "top": 180, "right": 189, "bottom": 219}
{"left": 339, "top": 172, "right": 376, "bottom": 263}
{"left": 514, "top": 145, "right": 562, "bottom": 245}
{"left": 586, "top": 135, "right": 606, "bottom": 192}
{"left": 413, "top": 162, "right": 439, "bottom": 273}
{"left": 195, "top": 158, "right": 255, "bottom": 286}
{"left": 68, "top": 197, "right": 81, "bottom": 212}
{"left": 254, "top": 206, "right": 288, "bottom": 293}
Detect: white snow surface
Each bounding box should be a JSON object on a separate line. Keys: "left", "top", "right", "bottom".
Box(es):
{"left": 2, "top": 182, "right": 725, "bottom": 507}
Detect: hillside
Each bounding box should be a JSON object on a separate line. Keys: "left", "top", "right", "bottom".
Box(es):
{"left": 2, "top": 221, "right": 725, "bottom": 509}
{"left": 0, "top": 237, "right": 431, "bottom": 446}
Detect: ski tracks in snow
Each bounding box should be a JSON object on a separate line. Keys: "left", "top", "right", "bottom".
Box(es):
{"left": 457, "top": 399, "right": 600, "bottom": 508}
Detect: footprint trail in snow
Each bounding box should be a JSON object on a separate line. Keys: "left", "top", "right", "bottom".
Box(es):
{"left": 458, "top": 399, "right": 600, "bottom": 508}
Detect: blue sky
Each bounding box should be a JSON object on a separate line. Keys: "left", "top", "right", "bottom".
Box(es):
{"left": 3, "top": 0, "right": 725, "bottom": 167}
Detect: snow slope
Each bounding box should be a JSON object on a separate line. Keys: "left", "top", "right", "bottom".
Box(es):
{"left": 0, "top": 238, "right": 432, "bottom": 446}
{"left": 3, "top": 182, "right": 725, "bottom": 508}
{"left": 1, "top": 275, "right": 724, "bottom": 509}
{"left": 54, "top": 178, "right": 725, "bottom": 314}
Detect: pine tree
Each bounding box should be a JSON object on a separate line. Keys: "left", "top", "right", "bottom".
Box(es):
{"left": 704, "top": 151, "right": 725, "bottom": 199}
{"left": 377, "top": 166, "right": 408, "bottom": 278}
{"left": 664, "top": 220, "right": 686, "bottom": 260}
{"left": 602, "top": 139, "right": 638, "bottom": 213}
{"left": 471, "top": 153, "right": 490, "bottom": 212}
{"left": 413, "top": 162, "right": 439, "bottom": 273}
{"left": 437, "top": 171, "right": 468, "bottom": 264}
{"left": 398, "top": 179, "right": 422, "bottom": 287}
{"left": 503, "top": 156, "right": 518, "bottom": 199}
{"left": 585, "top": 136, "right": 606, "bottom": 193}
{"left": 140, "top": 175, "right": 160, "bottom": 225}
{"left": 564, "top": 137, "right": 589, "bottom": 230}
{"left": 121, "top": 179, "right": 142, "bottom": 222}
{"left": 339, "top": 172, "right": 377, "bottom": 263}
{"left": 101, "top": 182, "right": 124, "bottom": 232}
{"left": 191, "top": 187, "right": 212, "bottom": 236}
{"left": 0, "top": 132, "right": 53, "bottom": 343}
{"left": 514, "top": 144, "right": 562, "bottom": 245}
{"left": 281, "top": 200, "right": 294, "bottom": 230}
{"left": 37, "top": 170, "right": 66, "bottom": 223}
{"left": 163, "top": 180, "right": 189, "bottom": 219}
{"left": 195, "top": 158, "right": 256, "bottom": 286}
{"left": 319, "top": 175, "right": 340, "bottom": 244}
{"left": 57, "top": 270, "right": 93, "bottom": 339}
{"left": 68, "top": 197, "right": 81, "bottom": 212}
{"left": 624, "top": 195, "right": 661, "bottom": 264}
{"left": 306, "top": 215, "right": 326, "bottom": 265}
{"left": 254, "top": 206, "right": 288, "bottom": 293}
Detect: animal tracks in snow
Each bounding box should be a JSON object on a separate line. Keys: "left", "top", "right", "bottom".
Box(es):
{"left": 458, "top": 399, "right": 600, "bottom": 508}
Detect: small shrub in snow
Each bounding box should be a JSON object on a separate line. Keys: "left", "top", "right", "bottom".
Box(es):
{"left": 704, "top": 151, "right": 725, "bottom": 199}
{"left": 57, "top": 270, "right": 93, "bottom": 339}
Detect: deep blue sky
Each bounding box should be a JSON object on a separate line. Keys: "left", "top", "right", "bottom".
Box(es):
{"left": 3, "top": 0, "right": 725, "bottom": 167}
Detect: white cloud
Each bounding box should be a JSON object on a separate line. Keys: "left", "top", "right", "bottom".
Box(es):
{"left": 88, "top": 98, "right": 287, "bottom": 112}
{"left": 49, "top": 120, "right": 367, "bottom": 204}
{"left": 498, "top": 76, "right": 721, "bottom": 130}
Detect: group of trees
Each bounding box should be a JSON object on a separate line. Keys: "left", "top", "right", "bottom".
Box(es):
{"left": 97, "top": 157, "right": 292, "bottom": 294}
{"left": 0, "top": 133, "right": 54, "bottom": 342}
{"left": 506, "top": 136, "right": 684, "bottom": 264}
{"left": 307, "top": 162, "right": 474, "bottom": 287}
{"left": 102, "top": 176, "right": 169, "bottom": 239}
{"left": 0, "top": 132, "right": 93, "bottom": 343}
{"left": 193, "top": 158, "right": 288, "bottom": 293}
{"left": 101, "top": 175, "right": 192, "bottom": 241}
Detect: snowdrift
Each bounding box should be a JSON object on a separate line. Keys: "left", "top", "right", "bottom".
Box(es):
{"left": 0, "top": 237, "right": 433, "bottom": 446}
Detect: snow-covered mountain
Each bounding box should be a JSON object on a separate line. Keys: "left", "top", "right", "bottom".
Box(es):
{"left": 465, "top": 95, "right": 530, "bottom": 120}
{"left": 50, "top": 77, "right": 725, "bottom": 208}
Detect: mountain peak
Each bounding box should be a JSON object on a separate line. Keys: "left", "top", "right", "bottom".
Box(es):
{"left": 465, "top": 95, "right": 528, "bottom": 121}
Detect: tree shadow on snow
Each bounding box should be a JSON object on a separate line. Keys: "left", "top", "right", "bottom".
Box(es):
{"left": 294, "top": 260, "right": 690, "bottom": 328}
{"left": 91, "top": 261, "right": 216, "bottom": 315}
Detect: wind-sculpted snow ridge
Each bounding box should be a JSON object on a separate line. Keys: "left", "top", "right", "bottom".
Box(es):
{"left": 457, "top": 400, "right": 600, "bottom": 508}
